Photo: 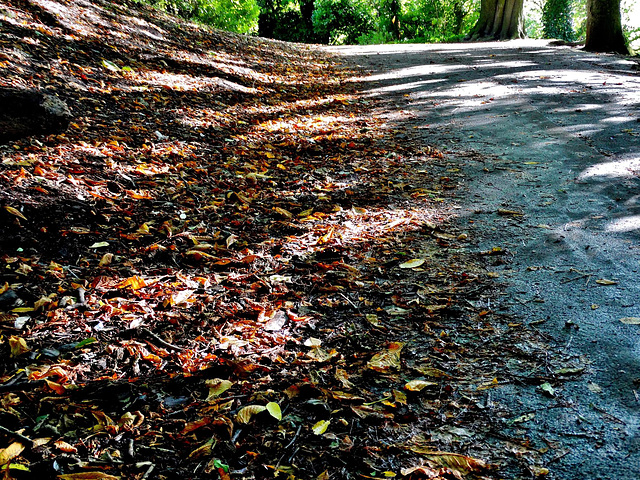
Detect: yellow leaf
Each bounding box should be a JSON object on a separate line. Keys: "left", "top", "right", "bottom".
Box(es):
{"left": 404, "top": 379, "right": 438, "bottom": 391}
{"left": 266, "top": 402, "right": 282, "bottom": 421}
{"left": 273, "top": 207, "right": 293, "bottom": 218}
{"left": 205, "top": 379, "right": 233, "bottom": 401}
{"left": 117, "top": 276, "right": 147, "bottom": 290}
{"left": 99, "top": 253, "right": 114, "bottom": 267}
{"left": 423, "top": 451, "right": 490, "bottom": 474}
{"left": 9, "top": 336, "right": 30, "bottom": 357}
{"left": 399, "top": 258, "right": 425, "bottom": 269}
{"left": 596, "top": 279, "right": 618, "bottom": 285}
{"left": 367, "top": 342, "right": 404, "bottom": 372}
{"left": 4, "top": 206, "right": 27, "bottom": 221}
{"left": 0, "top": 441, "right": 25, "bottom": 466}
{"left": 236, "top": 405, "right": 266, "bottom": 424}
{"left": 620, "top": 317, "right": 640, "bottom": 324}
{"left": 57, "top": 472, "right": 121, "bottom": 479}
{"left": 312, "top": 419, "right": 330, "bottom": 435}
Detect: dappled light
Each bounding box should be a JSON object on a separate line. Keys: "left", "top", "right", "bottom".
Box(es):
{"left": 579, "top": 157, "right": 640, "bottom": 179}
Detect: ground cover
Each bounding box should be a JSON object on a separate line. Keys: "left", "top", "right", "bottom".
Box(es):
{"left": 0, "top": 1, "right": 567, "bottom": 478}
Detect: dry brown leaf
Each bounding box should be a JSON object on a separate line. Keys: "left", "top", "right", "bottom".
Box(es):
{"left": 57, "top": 473, "right": 121, "bottom": 479}
{"left": 367, "top": 342, "right": 404, "bottom": 372}
{"left": 236, "top": 405, "right": 266, "bottom": 424}
{"left": 423, "top": 451, "right": 490, "bottom": 474}
{"left": 0, "top": 441, "right": 25, "bottom": 466}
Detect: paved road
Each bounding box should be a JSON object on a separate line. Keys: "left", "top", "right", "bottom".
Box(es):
{"left": 332, "top": 40, "right": 640, "bottom": 479}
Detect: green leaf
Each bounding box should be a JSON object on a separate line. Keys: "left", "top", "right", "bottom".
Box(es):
{"left": 312, "top": 419, "right": 330, "bottom": 435}
{"left": 538, "top": 382, "right": 555, "bottom": 397}
{"left": 101, "top": 59, "right": 120, "bottom": 72}
{"left": 205, "top": 379, "right": 233, "bottom": 402}
{"left": 75, "top": 337, "right": 98, "bottom": 348}
{"left": 266, "top": 402, "right": 282, "bottom": 421}
{"left": 213, "top": 459, "right": 229, "bottom": 472}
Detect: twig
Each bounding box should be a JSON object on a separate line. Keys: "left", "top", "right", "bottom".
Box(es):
{"left": 141, "top": 463, "right": 155, "bottom": 480}
{"left": 0, "top": 425, "right": 34, "bottom": 448}
{"left": 591, "top": 404, "right": 626, "bottom": 425}
{"left": 561, "top": 273, "right": 591, "bottom": 284}
{"left": 140, "top": 327, "right": 184, "bottom": 351}
{"left": 339, "top": 292, "right": 359, "bottom": 311}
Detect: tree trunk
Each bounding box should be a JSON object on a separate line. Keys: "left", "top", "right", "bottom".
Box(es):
{"left": 584, "top": 0, "right": 629, "bottom": 53}
{"left": 0, "top": 88, "right": 71, "bottom": 143}
{"left": 467, "top": 0, "right": 524, "bottom": 40}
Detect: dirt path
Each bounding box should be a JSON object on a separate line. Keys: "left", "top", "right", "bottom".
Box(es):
{"left": 332, "top": 40, "right": 640, "bottom": 479}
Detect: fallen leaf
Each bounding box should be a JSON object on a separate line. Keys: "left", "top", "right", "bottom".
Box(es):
{"left": 423, "top": 451, "right": 490, "bottom": 474}
{"left": 57, "top": 473, "right": 121, "bottom": 479}
{"left": 367, "top": 342, "right": 404, "bottom": 372}
{"left": 4, "top": 206, "right": 27, "bottom": 221}
{"left": 312, "top": 419, "right": 330, "bottom": 435}
{"left": 596, "top": 279, "right": 618, "bottom": 285}
{"left": 399, "top": 258, "right": 425, "bottom": 269}
{"left": 405, "top": 379, "right": 438, "bottom": 391}
{"left": 538, "top": 382, "right": 555, "bottom": 397}
{"left": 9, "top": 336, "right": 30, "bottom": 357}
{"left": 236, "top": 405, "right": 266, "bottom": 424}
{"left": 266, "top": 402, "right": 282, "bottom": 421}
{"left": 509, "top": 412, "right": 535, "bottom": 425}
{"left": 587, "top": 382, "right": 603, "bottom": 393}
{"left": 205, "top": 379, "right": 233, "bottom": 401}
{"left": 620, "top": 317, "right": 640, "bottom": 324}
{"left": 0, "top": 442, "right": 25, "bottom": 466}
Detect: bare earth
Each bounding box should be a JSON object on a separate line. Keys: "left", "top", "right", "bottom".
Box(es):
{"left": 332, "top": 40, "right": 640, "bottom": 479}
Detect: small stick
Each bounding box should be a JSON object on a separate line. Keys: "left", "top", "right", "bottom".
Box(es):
{"left": 0, "top": 425, "right": 34, "bottom": 448}
{"left": 140, "top": 328, "right": 184, "bottom": 351}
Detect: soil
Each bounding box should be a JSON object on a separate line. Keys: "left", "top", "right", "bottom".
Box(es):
{"left": 331, "top": 40, "right": 640, "bottom": 479}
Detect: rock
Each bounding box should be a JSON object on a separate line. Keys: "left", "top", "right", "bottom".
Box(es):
{"left": 0, "top": 87, "right": 72, "bottom": 142}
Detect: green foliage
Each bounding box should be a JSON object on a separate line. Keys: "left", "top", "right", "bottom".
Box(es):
{"left": 542, "top": 0, "right": 574, "bottom": 41}
{"left": 524, "top": 0, "right": 544, "bottom": 38}
{"left": 257, "top": 0, "right": 317, "bottom": 42}
{"left": 312, "top": 0, "right": 377, "bottom": 44}
{"left": 138, "top": 0, "right": 260, "bottom": 34}
{"left": 622, "top": 0, "right": 640, "bottom": 51}
{"left": 391, "top": 0, "right": 477, "bottom": 43}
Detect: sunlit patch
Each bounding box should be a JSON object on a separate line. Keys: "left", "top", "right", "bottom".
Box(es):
{"left": 137, "top": 71, "right": 257, "bottom": 94}
{"left": 605, "top": 215, "right": 640, "bottom": 232}
{"left": 579, "top": 158, "right": 640, "bottom": 179}
{"left": 283, "top": 206, "right": 439, "bottom": 257}
{"left": 601, "top": 116, "right": 636, "bottom": 124}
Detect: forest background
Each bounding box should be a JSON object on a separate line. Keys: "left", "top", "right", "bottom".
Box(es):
{"left": 138, "top": 0, "right": 640, "bottom": 50}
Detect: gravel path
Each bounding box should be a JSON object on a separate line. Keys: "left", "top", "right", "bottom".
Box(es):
{"left": 332, "top": 39, "right": 640, "bottom": 479}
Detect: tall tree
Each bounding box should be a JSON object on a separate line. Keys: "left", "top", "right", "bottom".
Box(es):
{"left": 466, "top": 0, "right": 525, "bottom": 40}
{"left": 584, "top": 0, "right": 629, "bottom": 53}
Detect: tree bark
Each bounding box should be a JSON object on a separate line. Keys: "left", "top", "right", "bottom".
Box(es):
{"left": 0, "top": 88, "right": 71, "bottom": 143}
{"left": 467, "top": 0, "right": 524, "bottom": 40}
{"left": 584, "top": 0, "right": 629, "bottom": 54}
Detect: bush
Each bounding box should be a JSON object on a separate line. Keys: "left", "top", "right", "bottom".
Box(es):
{"left": 312, "top": 0, "right": 377, "bottom": 44}
{"left": 138, "top": 0, "right": 260, "bottom": 34}
{"left": 542, "top": 0, "right": 575, "bottom": 41}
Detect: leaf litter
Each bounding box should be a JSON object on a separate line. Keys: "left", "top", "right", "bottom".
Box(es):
{"left": 0, "top": 0, "right": 579, "bottom": 478}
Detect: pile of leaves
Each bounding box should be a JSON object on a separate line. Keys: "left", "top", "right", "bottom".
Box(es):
{"left": 0, "top": 1, "right": 568, "bottom": 478}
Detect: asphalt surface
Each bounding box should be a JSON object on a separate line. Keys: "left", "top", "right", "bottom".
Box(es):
{"left": 332, "top": 40, "right": 640, "bottom": 479}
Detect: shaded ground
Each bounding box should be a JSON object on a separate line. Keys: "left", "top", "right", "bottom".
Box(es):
{"left": 0, "top": 2, "right": 577, "bottom": 479}
{"left": 332, "top": 40, "right": 640, "bottom": 479}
